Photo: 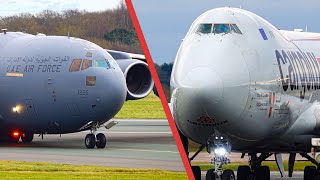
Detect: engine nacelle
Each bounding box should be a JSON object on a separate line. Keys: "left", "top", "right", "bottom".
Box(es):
{"left": 116, "top": 59, "right": 154, "bottom": 100}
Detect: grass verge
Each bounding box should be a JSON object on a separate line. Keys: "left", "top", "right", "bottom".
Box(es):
{"left": 193, "top": 161, "right": 314, "bottom": 171}
{"left": 0, "top": 160, "right": 187, "bottom": 180}
{"left": 114, "top": 92, "right": 166, "bottom": 119}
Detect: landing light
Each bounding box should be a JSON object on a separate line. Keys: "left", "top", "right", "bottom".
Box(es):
{"left": 12, "top": 105, "right": 21, "bottom": 113}
{"left": 214, "top": 147, "right": 226, "bottom": 156}
{"left": 12, "top": 107, "right": 17, "bottom": 112}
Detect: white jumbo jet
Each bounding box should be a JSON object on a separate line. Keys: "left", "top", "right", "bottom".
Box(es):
{"left": 171, "top": 7, "right": 320, "bottom": 180}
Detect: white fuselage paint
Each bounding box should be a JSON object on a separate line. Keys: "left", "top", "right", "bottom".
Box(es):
{"left": 171, "top": 7, "right": 320, "bottom": 152}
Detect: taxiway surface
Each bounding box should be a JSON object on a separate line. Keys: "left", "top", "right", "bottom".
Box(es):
{"left": 0, "top": 119, "right": 184, "bottom": 172}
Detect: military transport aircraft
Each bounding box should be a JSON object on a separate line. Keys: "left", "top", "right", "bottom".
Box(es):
{"left": 0, "top": 30, "right": 153, "bottom": 149}
{"left": 171, "top": 7, "right": 320, "bottom": 180}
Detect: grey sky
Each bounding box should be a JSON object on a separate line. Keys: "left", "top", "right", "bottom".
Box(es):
{"left": 0, "top": 0, "right": 121, "bottom": 17}
{"left": 132, "top": 0, "right": 320, "bottom": 64}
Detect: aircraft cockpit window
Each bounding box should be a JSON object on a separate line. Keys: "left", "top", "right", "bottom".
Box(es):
{"left": 230, "top": 24, "right": 242, "bottom": 34}
{"left": 69, "top": 59, "right": 82, "bottom": 72}
{"left": 196, "top": 24, "right": 212, "bottom": 34}
{"left": 213, "top": 24, "right": 230, "bottom": 34}
{"left": 81, "top": 59, "right": 92, "bottom": 70}
{"left": 93, "top": 60, "right": 111, "bottom": 69}
{"left": 195, "top": 23, "right": 242, "bottom": 35}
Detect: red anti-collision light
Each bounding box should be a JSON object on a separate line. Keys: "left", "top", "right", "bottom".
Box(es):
{"left": 12, "top": 131, "right": 20, "bottom": 137}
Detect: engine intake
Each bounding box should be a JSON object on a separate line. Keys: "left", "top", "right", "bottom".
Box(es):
{"left": 116, "top": 59, "right": 154, "bottom": 100}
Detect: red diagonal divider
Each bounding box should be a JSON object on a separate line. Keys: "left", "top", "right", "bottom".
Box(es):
{"left": 125, "top": 1, "right": 195, "bottom": 179}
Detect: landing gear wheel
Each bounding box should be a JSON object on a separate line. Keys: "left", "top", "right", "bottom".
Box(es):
{"left": 255, "top": 166, "right": 270, "bottom": 180}
{"left": 222, "top": 169, "right": 235, "bottom": 180}
{"left": 96, "top": 133, "right": 106, "bottom": 148}
{"left": 304, "top": 166, "right": 317, "bottom": 180}
{"left": 85, "top": 134, "right": 96, "bottom": 149}
{"left": 191, "top": 166, "right": 201, "bottom": 180}
{"left": 237, "top": 165, "right": 251, "bottom": 180}
{"left": 205, "top": 169, "right": 216, "bottom": 180}
{"left": 21, "top": 133, "right": 34, "bottom": 143}
{"left": 9, "top": 135, "right": 20, "bottom": 143}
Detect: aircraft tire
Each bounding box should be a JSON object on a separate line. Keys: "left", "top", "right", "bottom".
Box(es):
{"left": 304, "top": 166, "right": 316, "bottom": 180}
{"left": 8, "top": 134, "right": 20, "bottom": 143}
{"left": 191, "top": 166, "right": 201, "bottom": 180}
{"left": 21, "top": 133, "right": 34, "bottom": 143}
{"left": 222, "top": 169, "right": 235, "bottom": 180}
{"left": 237, "top": 165, "right": 250, "bottom": 180}
{"left": 255, "top": 166, "right": 270, "bottom": 180}
{"left": 85, "top": 134, "right": 96, "bottom": 149}
{"left": 96, "top": 133, "right": 106, "bottom": 148}
{"left": 205, "top": 169, "right": 216, "bottom": 180}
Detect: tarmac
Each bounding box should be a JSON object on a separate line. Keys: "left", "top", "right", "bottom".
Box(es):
{"left": 0, "top": 119, "right": 185, "bottom": 172}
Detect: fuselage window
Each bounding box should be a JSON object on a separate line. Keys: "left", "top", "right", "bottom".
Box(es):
{"left": 82, "top": 59, "right": 92, "bottom": 70}
{"left": 69, "top": 59, "right": 82, "bottom": 72}
{"left": 93, "top": 60, "right": 111, "bottom": 69}
{"left": 196, "top": 24, "right": 212, "bottom": 34}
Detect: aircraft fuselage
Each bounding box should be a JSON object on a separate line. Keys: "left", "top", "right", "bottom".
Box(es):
{"left": 171, "top": 8, "right": 320, "bottom": 153}
{"left": 0, "top": 32, "right": 127, "bottom": 135}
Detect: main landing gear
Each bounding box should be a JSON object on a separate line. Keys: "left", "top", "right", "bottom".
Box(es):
{"left": 236, "top": 153, "right": 271, "bottom": 180}
{"left": 300, "top": 153, "right": 320, "bottom": 180}
{"left": 21, "top": 132, "right": 34, "bottom": 143}
{"left": 0, "top": 131, "right": 34, "bottom": 143}
{"left": 85, "top": 123, "right": 107, "bottom": 149}
{"left": 186, "top": 134, "right": 270, "bottom": 180}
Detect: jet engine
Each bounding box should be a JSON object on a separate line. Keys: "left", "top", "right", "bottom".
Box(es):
{"left": 116, "top": 59, "right": 154, "bottom": 100}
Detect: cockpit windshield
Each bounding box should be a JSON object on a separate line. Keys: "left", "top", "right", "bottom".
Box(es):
{"left": 197, "top": 24, "right": 212, "bottom": 34}
{"left": 195, "top": 23, "right": 242, "bottom": 35}
{"left": 93, "top": 60, "right": 111, "bottom": 68}
{"left": 69, "top": 59, "right": 111, "bottom": 72}
{"left": 213, "top": 24, "right": 230, "bottom": 34}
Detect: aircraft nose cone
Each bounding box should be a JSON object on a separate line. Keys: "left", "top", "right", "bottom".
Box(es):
{"left": 180, "top": 67, "right": 223, "bottom": 103}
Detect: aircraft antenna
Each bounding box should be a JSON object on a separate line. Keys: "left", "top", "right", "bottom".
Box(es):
{"left": 305, "top": 25, "right": 308, "bottom": 32}
{"left": 240, "top": 0, "right": 245, "bottom": 9}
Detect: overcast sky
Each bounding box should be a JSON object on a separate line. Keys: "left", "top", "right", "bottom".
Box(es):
{"left": 132, "top": 0, "right": 320, "bottom": 64}
{"left": 0, "top": 0, "right": 121, "bottom": 17}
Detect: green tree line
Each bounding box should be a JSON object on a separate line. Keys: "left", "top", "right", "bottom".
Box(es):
{"left": 155, "top": 62, "right": 173, "bottom": 101}
{"left": 0, "top": 2, "right": 141, "bottom": 53}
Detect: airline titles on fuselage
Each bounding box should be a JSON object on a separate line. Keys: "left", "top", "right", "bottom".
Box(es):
{"left": 3, "top": 55, "right": 70, "bottom": 73}
{"left": 276, "top": 50, "right": 320, "bottom": 99}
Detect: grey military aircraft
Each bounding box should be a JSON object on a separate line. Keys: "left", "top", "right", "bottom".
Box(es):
{"left": 170, "top": 7, "right": 320, "bottom": 180}
{"left": 0, "top": 30, "right": 153, "bottom": 149}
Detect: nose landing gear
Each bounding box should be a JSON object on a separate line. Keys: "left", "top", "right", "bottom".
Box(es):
{"left": 84, "top": 123, "right": 107, "bottom": 149}
{"left": 205, "top": 136, "right": 234, "bottom": 180}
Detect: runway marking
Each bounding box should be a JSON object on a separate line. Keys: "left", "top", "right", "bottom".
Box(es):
{"left": 108, "top": 148, "right": 179, "bottom": 154}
